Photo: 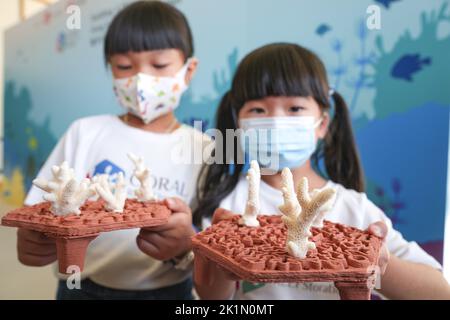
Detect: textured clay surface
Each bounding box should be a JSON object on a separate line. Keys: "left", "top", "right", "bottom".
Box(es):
{"left": 2, "top": 199, "right": 171, "bottom": 238}
{"left": 2, "top": 199, "right": 171, "bottom": 274}
{"left": 192, "top": 215, "right": 382, "bottom": 284}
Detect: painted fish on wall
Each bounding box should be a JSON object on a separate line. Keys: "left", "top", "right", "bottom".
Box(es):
{"left": 391, "top": 54, "right": 432, "bottom": 82}
{"left": 375, "top": 0, "right": 402, "bottom": 9}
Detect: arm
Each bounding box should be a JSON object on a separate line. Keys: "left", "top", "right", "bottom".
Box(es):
{"left": 379, "top": 255, "right": 450, "bottom": 300}
{"left": 17, "top": 229, "right": 57, "bottom": 267}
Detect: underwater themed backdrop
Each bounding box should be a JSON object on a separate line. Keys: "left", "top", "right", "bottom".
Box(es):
{"left": 3, "top": 0, "right": 449, "bottom": 273}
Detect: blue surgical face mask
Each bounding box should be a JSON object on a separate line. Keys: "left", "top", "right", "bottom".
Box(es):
{"left": 239, "top": 116, "right": 322, "bottom": 172}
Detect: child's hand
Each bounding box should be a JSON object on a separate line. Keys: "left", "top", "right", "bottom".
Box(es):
{"left": 136, "top": 197, "right": 196, "bottom": 261}
{"left": 211, "top": 207, "right": 235, "bottom": 225}
{"left": 17, "top": 228, "right": 57, "bottom": 267}
{"left": 367, "top": 221, "right": 390, "bottom": 274}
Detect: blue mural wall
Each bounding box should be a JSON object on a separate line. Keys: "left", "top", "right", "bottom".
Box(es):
{"left": 3, "top": 0, "right": 449, "bottom": 264}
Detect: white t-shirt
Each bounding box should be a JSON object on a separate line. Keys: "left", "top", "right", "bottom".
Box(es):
{"left": 203, "top": 176, "right": 442, "bottom": 300}
{"left": 25, "top": 114, "right": 211, "bottom": 290}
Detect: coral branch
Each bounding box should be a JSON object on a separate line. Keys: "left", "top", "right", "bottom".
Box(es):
{"left": 279, "top": 169, "right": 336, "bottom": 259}
{"left": 239, "top": 161, "right": 261, "bottom": 227}
{"left": 33, "top": 162, "right": 96, "bottom": 216}
{"left": 278, "top": 168, "right": 301, "bottom": 220}
{"left": 311, "top": 188, "right": 337, "bottom": 228}
{"left": 127, "top": 153, "right": 156, "bottom": 202}
{"left": 93, "top": 173, "right": 127, "bottom": 213}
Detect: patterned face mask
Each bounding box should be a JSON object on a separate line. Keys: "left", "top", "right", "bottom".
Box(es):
{"left": 113, "top": 59, "right": 191, "bottom": 124}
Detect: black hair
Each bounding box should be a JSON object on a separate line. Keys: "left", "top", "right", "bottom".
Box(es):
{"left": 104, "top": 1, "right": 194, "bottom": 64}
{"left": 193, "top": 43, "right": 364, "bottom": 227}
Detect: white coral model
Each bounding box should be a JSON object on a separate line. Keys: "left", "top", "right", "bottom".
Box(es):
{"left": 93, "top": 173, "right": 127, "bottom": 213}
{"left": 239, "top": 161, "right": 261, "bottom": 227}
{"left": 278, "top": 168, "right": 336, "bottom": 259}
{"left": 310, "top": 188, "right": 337, "bottom": 228}
{"left": 33, "top": 162, "right": 96, "bottom": 216}
{"left": 128, "top": 153, "right": 157, "bottom": 202}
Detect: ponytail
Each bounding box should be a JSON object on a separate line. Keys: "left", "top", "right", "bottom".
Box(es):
{"left": 193, "top": 91, "right": 244, "bottom": 227}
{"left": 318, "top": 91, "right": 365, "bottom": 192}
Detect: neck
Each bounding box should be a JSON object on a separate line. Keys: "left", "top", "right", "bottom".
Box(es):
{"left": 261, "top": 160, "right": 328, "bottom": 191}
{"left": 121, "top": 112, "right": 181, "bottom": 133}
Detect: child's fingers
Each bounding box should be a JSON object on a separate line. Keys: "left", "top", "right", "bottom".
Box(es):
{"left": 18, "top": 252, "right": 57, "bottom": 267}
{"left": 367, "top": 222, "right": 390, "bottom": 274}
{"left": 18, "top": 228, "right": 55, "bottom": 245}
{"left": 378, "top": 245, "right": 390, "bottom": 275}
{"left": 138, "top": 229, "right": 166, "bottom": 244}
{"left": 17, "top": 229, "right": 57, "bottom": 267}
{"left": 212, "top": 208, "right": 235, "bottom": 225}
{"left": 164, "top": 197, "right": 192, "bottom": 215}
{"left": 375, "top": 246, "right": 390, "bottom": 275}
{"left": 367, "top": 221, "right": 388, "bottom": 241}
{"left": 136, "top": 234, "right": 162, "bottom": 259}
{"left": 142, "top": 212, "right": 191, "bottom": 232}
{"left": 18, "top": 239, "right": 56, "bottom": 256}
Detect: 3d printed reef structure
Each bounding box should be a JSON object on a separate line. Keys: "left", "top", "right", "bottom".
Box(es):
{"left": 1, "top": 156, "right": 170, "bottom": 274}
{"left": 192, "top": 164, "right": 382, "bottom": 300}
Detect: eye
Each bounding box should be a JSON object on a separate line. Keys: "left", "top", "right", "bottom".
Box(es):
{"left": 289, "top": 106, "right": 305, "bottom": 113}
{"left": 153, "top": 64, "right": 169, "bottom": 69}
{"left": 116, "top": 64, "right": 132, "bottom": 70}
{"left": 248, "top": 107, "right": 266, "bottom": 114}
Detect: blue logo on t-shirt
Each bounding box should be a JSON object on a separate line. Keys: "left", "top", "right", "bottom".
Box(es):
{"left": 93, "top": 160, "right": 125, "bottom": 179}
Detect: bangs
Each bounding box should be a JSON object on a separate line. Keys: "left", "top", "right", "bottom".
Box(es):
{"left": 232, "top": 43, "right": 329, "bottom": 108}
{"left": 104, "top": 1, "right": 193, "bottom": 62}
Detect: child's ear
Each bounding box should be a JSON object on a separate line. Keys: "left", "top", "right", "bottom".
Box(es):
{"left": 185, "top": 58, "right": 199, "bottom": 85}
{"left": 317, "top": 112, "right": 330, "bottom": 140}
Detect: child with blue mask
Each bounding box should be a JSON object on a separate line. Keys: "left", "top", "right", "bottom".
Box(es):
{"left": 193, "top": 43, "right": 449, "bottom": 300}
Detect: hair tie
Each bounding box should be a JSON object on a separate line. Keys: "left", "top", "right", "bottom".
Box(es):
{"left": 329, "top": 87, "right": 335, "bottom": 97}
